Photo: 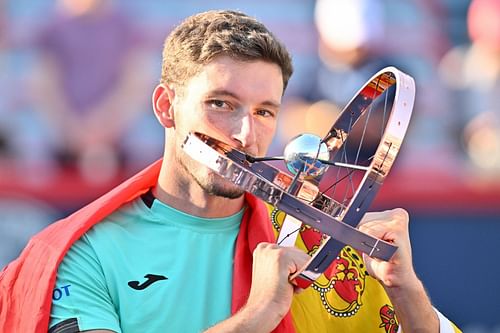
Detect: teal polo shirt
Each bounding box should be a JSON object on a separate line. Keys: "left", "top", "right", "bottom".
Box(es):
{"left": 49, "top": 193, "right": 243, "bottom": 333}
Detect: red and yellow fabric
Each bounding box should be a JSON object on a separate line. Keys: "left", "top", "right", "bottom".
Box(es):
{"left": 266, "top": 205, "right": 462, "bottom": 333}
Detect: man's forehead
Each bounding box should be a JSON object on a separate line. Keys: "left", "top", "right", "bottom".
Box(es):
{"left": 190, "top": 57, "right": 284, "bottom": 101}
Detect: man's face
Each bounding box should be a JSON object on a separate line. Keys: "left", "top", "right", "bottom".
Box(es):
{"left": 170, "top": 56, "right": 284, "bottom": 198}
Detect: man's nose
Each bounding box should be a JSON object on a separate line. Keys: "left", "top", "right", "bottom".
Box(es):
{"left": 231, "top": 114, "right": 257, "bottom": 152}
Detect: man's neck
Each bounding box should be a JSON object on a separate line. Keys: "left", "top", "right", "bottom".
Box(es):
{"left": 153, "top": 162, "right": 245, "bottom": 218}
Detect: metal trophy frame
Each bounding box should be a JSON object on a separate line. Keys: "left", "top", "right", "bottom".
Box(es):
{"left": 182, "top": 66, "right": 415, "bottom": 288}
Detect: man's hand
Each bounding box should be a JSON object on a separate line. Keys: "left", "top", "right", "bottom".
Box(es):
{"left": 358, "top": 208, "right": 439, "bottom": 333}
{"left": 358, "top": 208, "right": 417, "bottom": 288}
{"left": 247, "top": 243, "right": 310, "bottom": 321}
{"left": 204, "top": 243, "right": 310, "bottom": 333}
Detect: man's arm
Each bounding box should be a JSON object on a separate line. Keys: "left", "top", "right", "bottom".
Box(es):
{"left": 204, "top": 243, "right": 311, "bottom": 333}
{"left": 359, "top": 208, "right": 439, "bottom": 333}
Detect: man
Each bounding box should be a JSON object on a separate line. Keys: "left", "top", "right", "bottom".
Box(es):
{"left": 0, "top": 10, "right": 459, "bottom": 333}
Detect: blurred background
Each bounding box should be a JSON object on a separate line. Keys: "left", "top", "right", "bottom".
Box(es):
{"left": 0, "top": 0, "right": 499, "bottom": 331}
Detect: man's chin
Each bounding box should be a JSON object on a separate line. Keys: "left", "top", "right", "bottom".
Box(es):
{"left": 203, "top": 182, "right": 245, "bottom": 199}
{"left": 180, "top": 155, "right": 245, "bottom": 199}
{"left": 196, "top": 167, "right": 246, "bottom": 199}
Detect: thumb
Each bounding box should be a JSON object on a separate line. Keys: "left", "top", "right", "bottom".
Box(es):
{"left": 363, "top": 252, "right": 379, "bottom": 279}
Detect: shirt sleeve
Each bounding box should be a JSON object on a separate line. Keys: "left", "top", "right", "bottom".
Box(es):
{"left": 396, "top": 307, "right": 462, "bottom": 333}
{"left": 434, "top": 307, "right": 462, "bottom": 333}
{"left": 49, "top": 234, "right": 122, "bottom": 333}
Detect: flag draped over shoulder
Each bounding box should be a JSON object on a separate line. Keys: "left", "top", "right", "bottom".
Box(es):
{"left": 0, "top": 159, "right": 295, "bottom": 333}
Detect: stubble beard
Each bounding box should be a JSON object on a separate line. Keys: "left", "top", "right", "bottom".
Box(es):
{"left": 178, "top": 151, "right": 245, "bottom": 199}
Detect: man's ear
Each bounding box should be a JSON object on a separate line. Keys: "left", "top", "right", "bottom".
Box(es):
{"left": 152, "top": 84, "right": 176, "bottom": 128}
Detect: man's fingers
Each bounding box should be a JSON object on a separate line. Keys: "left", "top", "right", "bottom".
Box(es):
{"left": 362, "top": 252, "right": 385, "bottom": 281}
{"left": 286, "top": 246, "right": 312, "bottom": 276}
{"left": 359, "top": 208, "right": 409, "bottom": 226}
{"left": 253, "top": 242, "right": 311, "bottom": 277}
{"left": 358, "top": 208, "right": 410, "bottom": 240}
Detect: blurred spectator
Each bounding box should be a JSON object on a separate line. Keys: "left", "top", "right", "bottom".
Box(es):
{"left": 0, "top": 1, "right": 58, "bottom": 189}
{"left": 311, "top": 0, "right": 459, "bottom": 172}
{"left": 439, "top": 0, "right": 500, "bottom": 178}
{"left": 0, "top": 0, "right": 11, "bottom": 161}
{"left": 0, "top": 195, "right": 58, "bottom": 269}
{"left": 313, "top": 0, "right": 386, "bottom": 104}
{"left": 32, "top": 0, "right": 155, "bottom": 183}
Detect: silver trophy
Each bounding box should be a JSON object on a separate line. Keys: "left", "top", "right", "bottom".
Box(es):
{"left": 183, "top": 67, "right": 415, "bottom": 288}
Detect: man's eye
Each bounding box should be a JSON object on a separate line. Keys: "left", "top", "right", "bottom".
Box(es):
{"left": 209, "top": 99, "right": 228, "bottom": 108}
{"left": 256, "top": 109, "right": 275, "bottom": 118}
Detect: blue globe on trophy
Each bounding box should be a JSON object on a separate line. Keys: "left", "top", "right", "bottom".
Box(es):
{"left": 283, "top": 133, "right": 330, "bottom": 179}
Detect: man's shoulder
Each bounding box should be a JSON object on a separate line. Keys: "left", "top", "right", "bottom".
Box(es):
{"left": 71, "top": 196, "right": 148, "bottom": 248}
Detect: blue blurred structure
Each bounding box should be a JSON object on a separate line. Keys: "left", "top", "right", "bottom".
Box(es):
{"left": 411, "top": 213, "right": 500, "bottom": 332}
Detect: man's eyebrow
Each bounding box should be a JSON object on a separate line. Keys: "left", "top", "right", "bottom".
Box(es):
{"left": 207, "top": 89, "right": 281, "bottom": 109}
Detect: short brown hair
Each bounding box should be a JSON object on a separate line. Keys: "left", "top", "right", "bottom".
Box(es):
{"left": 161, "top": 10, "right": 293, "bottom": 93}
